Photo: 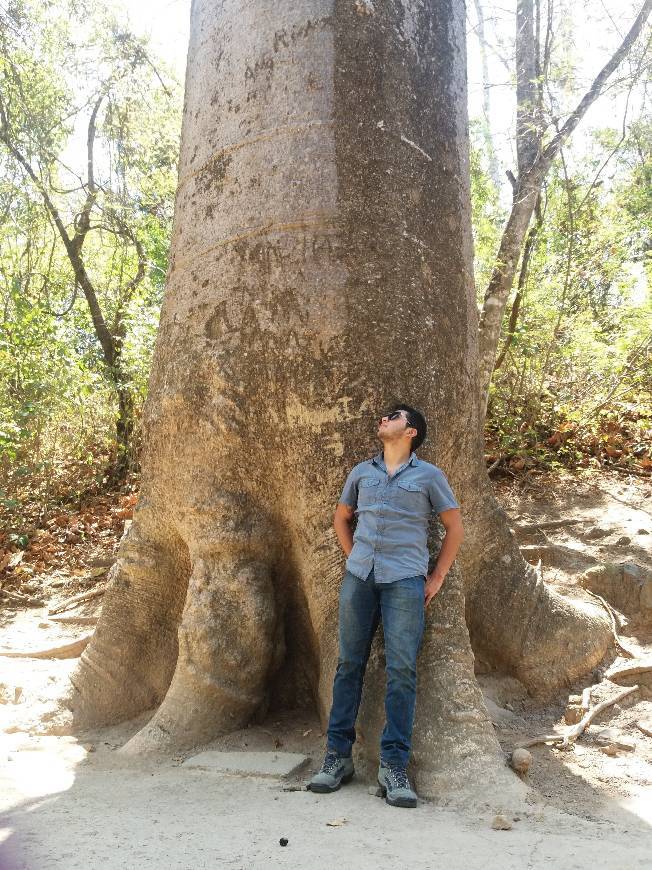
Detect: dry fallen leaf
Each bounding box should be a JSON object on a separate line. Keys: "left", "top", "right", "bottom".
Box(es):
{"left": 8, "top": 551, "right": 24, "bottom": 569}
{"left": 326, "top": 818, "right": 348, "bottom": 827}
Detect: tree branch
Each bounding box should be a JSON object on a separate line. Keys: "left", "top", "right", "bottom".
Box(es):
{"left": 541, "top": 0, "right": 652, "bottom": 165}
{"left": 0, "top": 91, "right": 116, "bottom": 369}
{"left": 72, "top": 93, "right": 104, "bottom": 248}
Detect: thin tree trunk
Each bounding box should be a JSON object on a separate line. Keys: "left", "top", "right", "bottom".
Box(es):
{"left": 478, "top": 173, "right": 542, "bottom": 408}
{"left": 493, "top": 194, "right": 542, "bottom": 371}
{"left": 113, "top": 385, "right": 135, "bottom": 476}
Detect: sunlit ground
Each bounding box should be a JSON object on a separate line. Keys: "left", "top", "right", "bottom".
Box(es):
{"left": 1, "top": 735, "right": 85, "bottom": 800}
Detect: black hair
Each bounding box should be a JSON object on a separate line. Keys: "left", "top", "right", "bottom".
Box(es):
{"left": 389, "top": 403, "right": 427, "bottom": 451}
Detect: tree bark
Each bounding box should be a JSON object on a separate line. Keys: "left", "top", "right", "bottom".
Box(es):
{"left": 67, "top": 0, "right": 611, "bottom": 802}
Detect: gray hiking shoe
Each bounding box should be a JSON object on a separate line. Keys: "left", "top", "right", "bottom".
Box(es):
{"left": 378, "top": 761, "right": 417, "bottom": 808}
{"left": 308, "top": 750, "right": 354, "bottom": 793}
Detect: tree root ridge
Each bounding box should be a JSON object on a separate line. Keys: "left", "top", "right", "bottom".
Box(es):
{"left": 469, "top": 526, "right": 612, "bottom": 697}
{"left": 119, "top": 683, "right": 256, "bottom": 754}
{"left": 416, "top": 751, "right": 529, "bottom": 808}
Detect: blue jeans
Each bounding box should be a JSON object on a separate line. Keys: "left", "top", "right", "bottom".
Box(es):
{"left": 326, "top": 568, "right": 426, "bottom": 768}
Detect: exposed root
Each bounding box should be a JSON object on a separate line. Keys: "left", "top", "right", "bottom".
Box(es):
{"left": 606, "top": 659, "right": 652, "bottom": 683}
{"left": 1, "top": 589, "right": 44, "bottom": 607}
{"left": 49, "top": 614, "right": 99, "bottom": 625}
{"left": 513, "top": 519, "right": 582, "bottom": 533}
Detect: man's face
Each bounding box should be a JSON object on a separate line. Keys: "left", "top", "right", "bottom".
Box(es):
{"left": 377, "top": 410, "right": 415, "bottom": 444}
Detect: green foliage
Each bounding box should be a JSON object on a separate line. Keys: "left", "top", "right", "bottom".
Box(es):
{"left": 485, "top": 128, "right": 652, "bottom": 471}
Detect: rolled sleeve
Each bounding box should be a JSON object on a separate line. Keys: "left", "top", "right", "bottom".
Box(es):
{"left": 339, "top": 467, "right": 360, "bottom": 508}
{"left": 428, "top": 470, "right": 459, "bottom": 515}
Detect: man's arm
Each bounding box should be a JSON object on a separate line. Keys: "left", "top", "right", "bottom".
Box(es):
{"left": 333, "top": 502, "right": 355, "bottom": 556}
{"left": 425, "top": 508, "right": 464, "bottom": 607}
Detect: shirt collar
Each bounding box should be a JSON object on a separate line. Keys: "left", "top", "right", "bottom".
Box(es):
{"left": 371, "top": 451, "right": 419, "bottom": 470}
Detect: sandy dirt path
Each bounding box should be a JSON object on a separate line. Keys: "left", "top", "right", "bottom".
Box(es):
{"left": 1, "top": 732, "right": 651, "bottom": 870}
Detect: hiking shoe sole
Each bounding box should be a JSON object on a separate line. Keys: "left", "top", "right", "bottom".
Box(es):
{"left": 378, "top": 780, "right": 417, "bottom": 808}
{"left": 308, "top": 770, "right": 355, "bottom": 793}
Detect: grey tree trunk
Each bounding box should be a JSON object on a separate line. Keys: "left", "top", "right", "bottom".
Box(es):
{"left": 67, "top": 0, "right": 610, "bottom": 801}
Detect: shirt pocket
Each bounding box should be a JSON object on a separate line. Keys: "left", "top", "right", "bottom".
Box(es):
{"left": 358, "top": 477, "right": 380, "bottom": 506}
{"left": 396, "top": 480, "right": 428, "bottom": 512}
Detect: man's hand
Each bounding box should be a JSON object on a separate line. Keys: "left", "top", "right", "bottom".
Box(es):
{"left": 424, "top": 508, "right": 464, "bottom": 607}
{"left": 333, "top": 502, "right": 355, "bottom": 556}
{"left": 424, "top": 571, "right": 445, "bottom": 607}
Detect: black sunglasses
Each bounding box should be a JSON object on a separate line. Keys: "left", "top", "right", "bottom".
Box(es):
{"left": 380, "top": 410, "right": 412, "bottom": 424}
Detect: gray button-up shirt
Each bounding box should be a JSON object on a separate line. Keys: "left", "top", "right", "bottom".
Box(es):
{"left": 339, "top": 452, "right": 459, "bottom": 583}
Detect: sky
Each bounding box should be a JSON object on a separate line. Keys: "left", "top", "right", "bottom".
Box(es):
{"left": 123, "top": 0, "right": 190, "bottom": 82}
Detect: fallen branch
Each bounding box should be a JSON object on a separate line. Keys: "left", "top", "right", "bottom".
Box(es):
{"left": 518, "top": 684, "right": 640, "bottom": 749}
{"left": 487, "top": 455, "right": 503, "bottom": 474}
{"left": 514, "top": 519, "right": 582, "bottom": 533}
{"left": 610, "top": 463, "right": 651, "bottom": 478}
{"left": 0, "top": 589, "right": 45, "bottom": 607}
{"left": 0, "top": 633, "right": 93, "bottom": 659}
{"left": 48, "top": 585, "right": 106, "bottom": 615}
{"left": 48, "top": 614, "right": 99, "bottom": 625}
{"left": 583, "top": 589, "right": 637, "bottom": 659}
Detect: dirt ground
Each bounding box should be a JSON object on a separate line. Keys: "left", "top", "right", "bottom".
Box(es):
{"left": 1, "top": 469, "right": 651, "bottom": 869}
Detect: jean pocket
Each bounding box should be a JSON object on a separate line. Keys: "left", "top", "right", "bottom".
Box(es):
{"left": 395, "top": 575, "right": 426, "bottom": 592}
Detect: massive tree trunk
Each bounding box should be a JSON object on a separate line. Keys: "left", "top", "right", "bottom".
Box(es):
{"left": 67, "top": 0, "right": 611, "bottom": 801}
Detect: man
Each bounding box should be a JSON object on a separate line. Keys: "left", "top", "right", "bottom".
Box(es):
{"left": 309, "top": 404, "right": 464, "bottom": 807}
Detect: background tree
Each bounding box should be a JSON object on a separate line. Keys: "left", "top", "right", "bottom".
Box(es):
{"left": 473, "top": 0, "right": 652, "bottom": 416}
{"left": 471, "top": 116, "right": 652, "bottom": 473}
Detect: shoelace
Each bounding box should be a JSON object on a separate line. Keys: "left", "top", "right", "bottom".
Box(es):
{"left": 321, "top": 751, "right": 341, "bottom": 774}
{"left": 385, "top": 764, "right": 410, "bottom": 790}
